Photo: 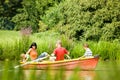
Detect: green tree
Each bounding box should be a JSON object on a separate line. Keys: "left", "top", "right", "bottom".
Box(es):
{"left": 0, "top": 0, "right": 23, "bottom": 30}
{"left": 42, "top": 0, "right": 120, "bottom": 41}
{"left": 12, "top": 0, "right": 39, "bottom": 32}
{"left": 12, "top": 0, "right": 63, "bottom": 32}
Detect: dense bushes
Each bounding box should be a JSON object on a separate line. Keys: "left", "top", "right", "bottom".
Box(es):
{"left": 0, "top": 0, "right": 63, "bottom": 32}
{"left": 0, "top": 0, "right": 22, "bottom": 30}
{"left": 42, "top": 0, "right": 120, "bottom": 41}
{"left": 0, "top": 17, "right": 14, "bottom": 30}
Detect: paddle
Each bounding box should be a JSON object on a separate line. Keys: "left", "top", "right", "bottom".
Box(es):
{"left": 14, "top": 55, "right": 49, "bottom": 69}
{"left": 65, "top": 54, "right": 71, "bottom": 59}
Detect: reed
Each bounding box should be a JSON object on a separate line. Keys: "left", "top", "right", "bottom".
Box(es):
{"left": 90, "top": 41, "right": 120, "bottom": 61}
{"left": 0, "top": 30, "right": 120, "bottom": 61}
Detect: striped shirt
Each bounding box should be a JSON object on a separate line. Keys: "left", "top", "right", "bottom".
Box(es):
{"left": 84, "top": 48, "right": 92, "bottom": 57}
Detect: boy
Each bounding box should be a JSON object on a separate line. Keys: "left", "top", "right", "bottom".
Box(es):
{"left": 81, "top": 43, "right": 93, "bottom": 58}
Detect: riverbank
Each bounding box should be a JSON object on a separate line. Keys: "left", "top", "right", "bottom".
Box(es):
{"left": 0, "top": 30, "right": 120, "bottom": 61}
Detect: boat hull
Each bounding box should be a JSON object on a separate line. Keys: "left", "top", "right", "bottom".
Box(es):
{"left": 22, "top": 56, "right": 99, "bottom": 70}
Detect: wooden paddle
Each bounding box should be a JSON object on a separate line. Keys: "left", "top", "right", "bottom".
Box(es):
{"left": 65, "top": 54, "right": 71, "bottom": 59}
{"left": 14, "top": 55, "right": 49, "bottom": 69}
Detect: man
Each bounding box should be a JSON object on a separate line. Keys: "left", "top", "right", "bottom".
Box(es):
{"left": 52, "top": 40, "right": 70, "bottom": 61}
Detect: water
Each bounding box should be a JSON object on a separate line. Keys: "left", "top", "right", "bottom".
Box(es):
{"left": 0, "top": 61, "right": 120, "bottom": 80}
{"left": 22, "top": 70, "right": 95, "bottom": 80}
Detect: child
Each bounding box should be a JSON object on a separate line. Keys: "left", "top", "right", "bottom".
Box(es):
{"left": 81, "top": 43, "right": 93, "bottom": 58}
{"left": 20, "top": 53, "right": 29, "bottom": 62}
{"left": 49, "top": 53, "right": 56, "bottom": 61}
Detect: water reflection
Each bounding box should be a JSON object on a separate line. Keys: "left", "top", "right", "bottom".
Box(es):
{"left": 64, "top": 70, "right": 95, "bottom": 80}
{"left": 23, "top": 70, "right": 95, "bottom": 80}
{"left": 1, "top": 61, "right": 120, "bottom": 80}
{"left": 79, "top": 71, "right": 95, "bottom": 80}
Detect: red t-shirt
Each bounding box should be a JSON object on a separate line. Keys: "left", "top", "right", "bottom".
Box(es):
{"left": 53, "top": 47, "right": 68, "bottom": 61}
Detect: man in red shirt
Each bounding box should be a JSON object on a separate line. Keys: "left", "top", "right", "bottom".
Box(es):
{"left": 53, "top": 40, "right": 70, "bottom": 61}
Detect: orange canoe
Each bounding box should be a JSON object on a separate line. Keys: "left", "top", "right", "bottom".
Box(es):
{"left": 22, "top": 55, "right": 99, "bottom": 70}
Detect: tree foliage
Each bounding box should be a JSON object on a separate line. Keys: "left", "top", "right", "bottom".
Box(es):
{"left": 0, "top": 0, "right": 22, "bottom": 30}
{"left": 42, "top": 0, "right": 120, "bottom": 41}
{"left": 0, "top": 0, "right": 63, "bottom": 31}
{"left": 0, "top": 0, "right": 120, "bottom": 41}
{"left": 12, "top": 0, "right": 63, "bottom": 32}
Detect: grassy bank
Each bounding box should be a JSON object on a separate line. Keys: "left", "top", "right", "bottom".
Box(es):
{"left": 0, "top": 30, "right": 60, "bottom": 60}
{"left": 0, "top": 30, "right": 120, "bottom": 61}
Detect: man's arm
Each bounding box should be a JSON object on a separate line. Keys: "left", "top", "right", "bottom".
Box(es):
{"left": 65, "top": 52, "right": 71, "bottom": 59}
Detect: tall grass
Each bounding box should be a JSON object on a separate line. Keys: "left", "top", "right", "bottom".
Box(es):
{"left": 0, "top": 30, "right": 120, "bottom": 61}
{"left": 31, "top": 31, "right": 60, "bottom": 54}
{"left": 0, "top": 30, "right": 60, "bottom": 60}
{"left": 90, "top": 41, "right": 120, "bottom": 60}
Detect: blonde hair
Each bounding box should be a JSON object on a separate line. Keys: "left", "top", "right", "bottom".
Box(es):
{"left": 83, "top": 43, "right": 89, "bottom": 48}
{"left": 56, "top": 40, "right": 62, "bottom": 46}
{"left": 20, "top": 54, "right": 25, "bottom": 58}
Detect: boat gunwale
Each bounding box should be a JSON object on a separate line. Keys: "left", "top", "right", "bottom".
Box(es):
{"left": 27, "top": 56, "right": 99, "bottom": 65}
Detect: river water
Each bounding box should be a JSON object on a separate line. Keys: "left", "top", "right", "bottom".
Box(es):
{"left": 0, "top": 61, "right": 120, "bottom": 80}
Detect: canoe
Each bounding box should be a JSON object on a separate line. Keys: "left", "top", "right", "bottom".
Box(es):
{"left": 21, "top": 55, "right": 99, "bottom": 70}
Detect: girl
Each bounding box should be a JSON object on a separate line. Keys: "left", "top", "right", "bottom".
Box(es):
{"left": 21, "top": 42, "right": 49, "bottom": 62}
{"left": 26, "top": 42, "right": 38, "bottom": 60}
